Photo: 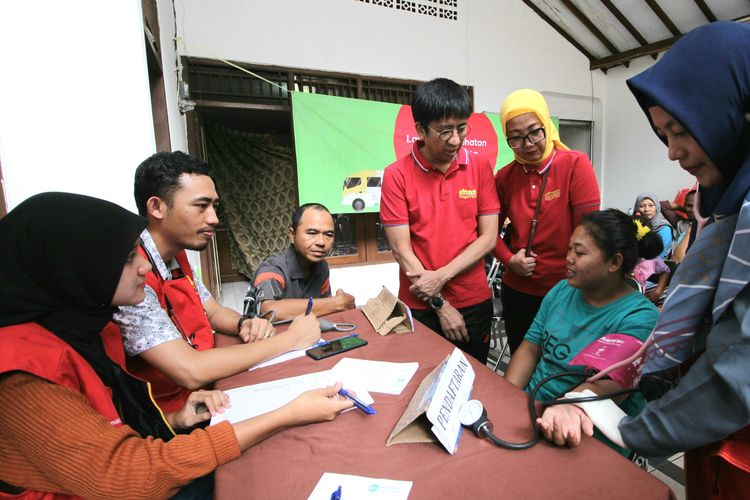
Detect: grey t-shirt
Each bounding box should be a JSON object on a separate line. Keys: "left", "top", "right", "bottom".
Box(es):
{"left": 252, "top": 246, "right": 332, "bottom": 303}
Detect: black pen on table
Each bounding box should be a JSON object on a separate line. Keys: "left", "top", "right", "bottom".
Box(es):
{"left": 305, "top": 296, "right": 313, "bottom": 316}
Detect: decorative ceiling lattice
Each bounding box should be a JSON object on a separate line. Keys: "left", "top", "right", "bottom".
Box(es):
{"left": 355, "top": 0, "right": 458, "bottom": 21}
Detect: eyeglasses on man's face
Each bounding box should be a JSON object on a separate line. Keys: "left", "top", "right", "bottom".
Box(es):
{"left": 427, "top": 123, "right": 472, "bottom": 141}
{"left": 507, "top": 127, "right": 546, "bottom": 149}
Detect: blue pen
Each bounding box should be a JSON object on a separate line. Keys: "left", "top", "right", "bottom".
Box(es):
{"left": 305, "top": 296, "right": 313, "bottom": 315}
{"left": 317, "top": 332, "right": 359, "bottom": 347}
{"left": 330, "top": 485, "right": 341, "bottom": 500}
{"left": 339, "top": 388, "right": 377, "bottom": 415}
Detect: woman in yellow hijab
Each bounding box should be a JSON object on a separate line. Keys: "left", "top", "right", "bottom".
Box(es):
{"left": 493, "top": 89, "right": 601, "bottom": 355}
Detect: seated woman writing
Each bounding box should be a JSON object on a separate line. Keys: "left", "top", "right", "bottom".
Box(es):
{"left": 504, "top": 209, "right": 659, "bottom": 455}
{"left": 0, "top": 192, "right": 352, "bottom": 500}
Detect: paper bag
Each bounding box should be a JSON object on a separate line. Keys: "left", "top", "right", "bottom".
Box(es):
{"left": 362, "top": 286, "right": 413, "bottom": 336}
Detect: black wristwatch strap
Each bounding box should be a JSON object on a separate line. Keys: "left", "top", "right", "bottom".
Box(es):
{"left": 429, "top": 294, "right": 446, "bottom": 311}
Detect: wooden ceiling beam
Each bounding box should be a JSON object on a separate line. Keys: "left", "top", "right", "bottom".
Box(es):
{"left": 600, "top": 0, "right": 656, "bottom": 60}
{"left": 591, "top": 13, "right": 750, "bottom": 70}
{"left": 601, "top": 0, "right": 649, "bottom": 46}
{"left": 590, "top": 35, "right": 677, "bottom": 70}
{"left": 521, "top": 0, "right": 594, "bottom": 61}
{"left": 644, "top": 0, "right": 682, "bottom": 36}
{"left": 560, "top": 0, "right": 620, "bottom": 54}
{"left": 693, "top": 0, "right": 717, "bottom": 23}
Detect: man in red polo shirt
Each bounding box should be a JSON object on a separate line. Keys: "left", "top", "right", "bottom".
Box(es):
{"left": 380, "top": 78, "right": 500, "bottom": 363}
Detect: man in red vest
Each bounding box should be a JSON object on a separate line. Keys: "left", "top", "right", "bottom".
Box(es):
{"left": 113, "top": 151, "right": 320, "bottom": 412}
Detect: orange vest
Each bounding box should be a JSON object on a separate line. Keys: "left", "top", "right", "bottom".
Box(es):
{"left": 0, "top": 322, "right": 169, "bottom": 500}
{"left": 127, "top": 247, "right": 215, "bottom": 413}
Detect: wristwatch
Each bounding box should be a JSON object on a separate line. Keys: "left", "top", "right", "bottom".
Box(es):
{"left": 429, "top": 293, "right": 445, "bottom": 311}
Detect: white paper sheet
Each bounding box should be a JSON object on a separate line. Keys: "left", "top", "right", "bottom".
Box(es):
{"left": 211, "top": 370, "right": 374, "bottom": 425}
{"left": 331, "top": 358, "right": 418, "bottom": 395}
{"left": 248, "top": 339, "right": 327, "bottom": 371}
{"left": 307, "top": 473, "right": 412, "bottom": 500}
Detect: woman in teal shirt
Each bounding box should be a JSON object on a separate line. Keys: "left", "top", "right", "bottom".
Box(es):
{"left": 505, "top": 209, "right": 659, "bottom": 454}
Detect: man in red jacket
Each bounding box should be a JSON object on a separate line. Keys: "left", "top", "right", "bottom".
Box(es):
{"left": 113, "top": 152, "right": 319, "bottom": 412}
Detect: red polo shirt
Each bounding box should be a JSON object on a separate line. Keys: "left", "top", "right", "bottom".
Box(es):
{"left": 380, "top": 142, "right": 500, "bottom": 310}
{"left": 493, "top": 148, "right": 600, "bottom": 296}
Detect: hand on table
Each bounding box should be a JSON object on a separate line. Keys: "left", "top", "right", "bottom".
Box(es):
{"left": 170, "top": 389, "right": 231, "bottom": 429}
{"left": 536, "top": 403, "right": 594, "bottom": 447}
{"left": 240, "top": 316, "right": 275, "bottom": 343}
{"left": 334, "top": 289, "right": 356, "bottom": 311}
{"left": 285, "top": 313, "right": 321, "bottom": 350}
{"left": 284, "top": 382, "right": 354, "bottom": 425}
{"left": 564, "top": 389, "right": 627, "bottom": 448}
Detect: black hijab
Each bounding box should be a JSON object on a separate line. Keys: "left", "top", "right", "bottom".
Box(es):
{"left": 0, "top": 192, "right": 173, "bottom": 439}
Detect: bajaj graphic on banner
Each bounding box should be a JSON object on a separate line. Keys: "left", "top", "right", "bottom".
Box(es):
{"left": 292, "top": 92, "right": 518, "bottom": 214}
{"left": 341, "top": 169, "right": 383, "bottom": 212}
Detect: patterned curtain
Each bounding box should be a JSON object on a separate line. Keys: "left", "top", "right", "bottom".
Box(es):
{"left": 204, "top": 122, "right": 297, "bottom": 278}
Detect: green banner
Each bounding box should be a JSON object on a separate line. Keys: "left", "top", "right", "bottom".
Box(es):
{"left": 293, "top": 92, "right": 546, "bottom": 214}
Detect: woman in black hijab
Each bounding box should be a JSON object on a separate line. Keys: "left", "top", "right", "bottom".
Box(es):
{"left": 0, "top": 192, "right": 351, "bottom": 499}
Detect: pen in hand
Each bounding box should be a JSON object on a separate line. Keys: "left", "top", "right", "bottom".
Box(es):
{"left": 305, "top": 296, "right": 313, "bottom": 316}
{"left": 338, "top": 388, "right": 376, "bottom": 415}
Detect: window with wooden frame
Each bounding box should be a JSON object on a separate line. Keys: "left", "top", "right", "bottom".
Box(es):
{"left": 183, "top": 59, "right": 474, "bottom": 268}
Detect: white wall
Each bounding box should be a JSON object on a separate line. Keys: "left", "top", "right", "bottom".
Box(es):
{"left": 330, "top": 262, "right": 400, "bottom": 307}
{"left": 601, "top": 57, "right": 695, "bottom": 211}
{"left": 174, "top": 0, "right": 596, "bottom": 115}
{"left": 0, "top": 0, "right": 155, "bottom": 211}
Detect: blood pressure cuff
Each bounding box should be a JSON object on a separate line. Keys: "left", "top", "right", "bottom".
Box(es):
{"left": 255, "top": 278, "right": 284, "bottom": 301}
{"left": 243, "top": 279, "right": 283, "bottom": 317}
{"left": 569, "top": 333, "right": 643, "bottom": 388}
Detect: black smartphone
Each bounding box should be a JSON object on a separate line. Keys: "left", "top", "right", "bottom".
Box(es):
{"left": 306, "top": 336, "right": 368, "bottom": 360}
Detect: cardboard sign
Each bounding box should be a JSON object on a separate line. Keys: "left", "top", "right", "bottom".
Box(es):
{"left": 387, "top": 348, "right": 475, "bottom": 454}
{"left": 362, "top": 286, "right": 414, "bottom": 336}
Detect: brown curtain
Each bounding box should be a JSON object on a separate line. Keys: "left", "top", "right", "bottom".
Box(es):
{"left": 204, "top": 122, "right": 297, "bottom": 278}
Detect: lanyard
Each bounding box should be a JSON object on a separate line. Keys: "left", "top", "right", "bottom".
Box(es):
{"left": 524, "top": 152, "right": 555, "bottom": 258}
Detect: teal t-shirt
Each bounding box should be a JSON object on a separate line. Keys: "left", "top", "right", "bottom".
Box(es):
{"left": 523, "top": 280, "right": 659, "bottom": 454}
